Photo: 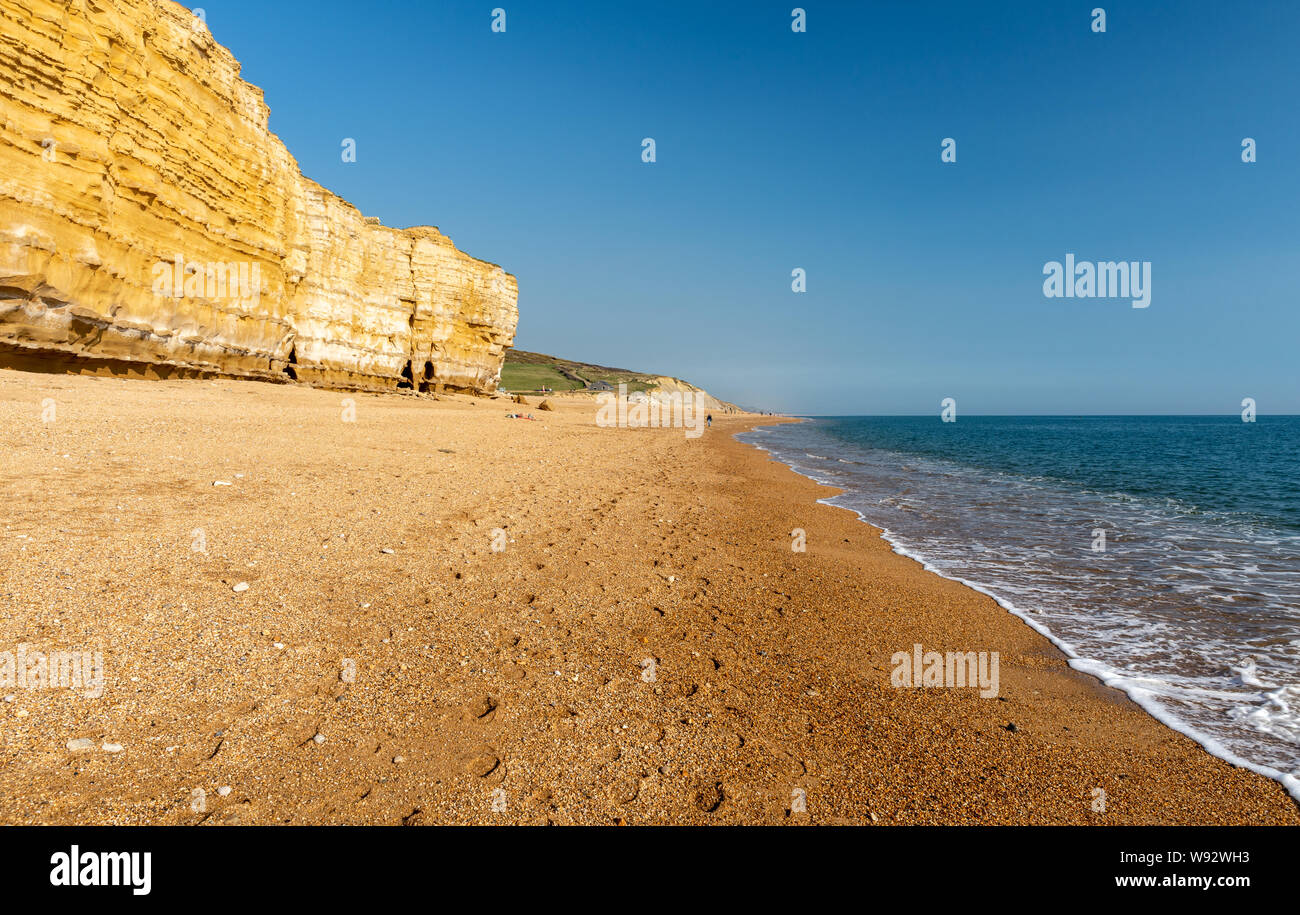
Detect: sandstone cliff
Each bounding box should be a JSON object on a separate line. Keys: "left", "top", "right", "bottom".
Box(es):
{"left": 644, "top": 376, "right": 742, "bottom": 414}
{"left": 0, "top": 0, "right": 518, "bottom": 393}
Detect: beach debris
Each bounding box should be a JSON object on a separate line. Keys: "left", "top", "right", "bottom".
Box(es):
{"left": 213, "top": 480, "right": 233, "bottom": 487}
{"left": 102, "top": 742, "right": 123, "bottom": 753}
{"left": 232, "top": 582, "right": 249, "bottom": 593}
{"left": 381, "top": 547, "right": 395, "bottom": 554}
{"left": 313, "top": 733, "right": 326, "bottom": 744}
{"left": 1004, "top": 722, "right": 1019, "bottom": 733}
{"left": 217, "top": 786, "right": 232, "bottom": 797}
{"left": 66, "top": 738, "right": 95, "bottom": 753}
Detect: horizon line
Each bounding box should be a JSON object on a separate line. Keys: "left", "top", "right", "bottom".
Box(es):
{"left": 772, "top": 413, "right": 1299, "bottom": 419}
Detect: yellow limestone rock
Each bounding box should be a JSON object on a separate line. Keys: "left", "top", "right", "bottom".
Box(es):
{"left": 0, "top": 0, "right": 518, "bottom": 393}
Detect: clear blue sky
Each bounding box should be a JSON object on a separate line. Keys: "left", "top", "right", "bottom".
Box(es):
{"left": 204, "top": 0, "right": 1299, "bottom": 415}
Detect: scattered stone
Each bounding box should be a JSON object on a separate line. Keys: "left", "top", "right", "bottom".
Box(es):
{"left": 1004, "top": 722, "right": 1019, "bottom": 733}
{"left": 102, "top": 742, "right": 123, "bottom": 753}
{"left": 232, "top": 582, "right": 249, "bottom": 593}
{"left": 393, "top": 755, "right": 405, "bottom": 764}
{"left": 217, "top": 786, "right": 232, "bottom": 797}
{"left": 313, "top": 733, "right": 326, "bottom": 744}
{"left": 381, "top": 548, "right": 395, "bottom": 554}
{"left": 213, "top": 480, "right": 233, "bottom": 487}
{"left": 66, "top": 738, "right": 95, "bottom": 753}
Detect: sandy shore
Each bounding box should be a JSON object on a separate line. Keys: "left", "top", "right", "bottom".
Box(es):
{"left": 0, "top": 368, "right": 1295, "bottom": 825}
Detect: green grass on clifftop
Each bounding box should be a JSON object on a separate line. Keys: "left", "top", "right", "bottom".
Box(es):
{"left": 500, "top": 351, "right": 657, "bottom": 394}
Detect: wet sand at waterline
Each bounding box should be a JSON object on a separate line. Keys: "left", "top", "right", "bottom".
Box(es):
{"left": 0, "top": 369, "right": 1295, "bottom": 825}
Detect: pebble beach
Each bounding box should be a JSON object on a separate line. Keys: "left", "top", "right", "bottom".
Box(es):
{"left": 1, "top": 369, "right": 1295, "bottom": 825}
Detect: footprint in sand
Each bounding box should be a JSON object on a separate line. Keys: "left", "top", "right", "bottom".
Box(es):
{"left": 460, "top": 746, "right": 500, "bottom": 777}
{"left": 694, "top": 781, "right": 725, "bottom": 813}
{"left": 465, "top": 695, "right": 498, "bottom": 721}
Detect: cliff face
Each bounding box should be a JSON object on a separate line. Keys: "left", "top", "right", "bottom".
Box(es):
{"left": 0, "top": 0, "right": 518, "bottom": 393}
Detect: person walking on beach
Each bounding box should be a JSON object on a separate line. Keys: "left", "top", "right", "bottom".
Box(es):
{"left": 706, "top": 414, "right": 713, "bottom": 429}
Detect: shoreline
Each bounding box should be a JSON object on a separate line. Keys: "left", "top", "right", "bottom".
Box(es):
{"left": 715, "top": 414, "right": 1296, "bottom": 822}
{"left": 738, "top": 420, "right": 1300, "bottom": 805}
{"left": 0, "top": 371, "right": 1295, "bottom": 824}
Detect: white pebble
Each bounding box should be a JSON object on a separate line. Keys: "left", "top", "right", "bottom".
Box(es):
{"left": 102, "top": 742, "right": 123, "bottom": 753}
{"left": 313, "top": 733, "right": 326, "bottom": 744}
{"left": 232, "top": 582, "right": 249, "bottom": 593}
{"left": 217, "top": 786, "right": 232, "bottom": 797}
{"left": 66, "top": 738, "right": 95, "bottom": 752}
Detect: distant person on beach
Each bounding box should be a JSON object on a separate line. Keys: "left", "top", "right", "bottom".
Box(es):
{"left": 706, "top": 414, "right": 713, "bottom": 428}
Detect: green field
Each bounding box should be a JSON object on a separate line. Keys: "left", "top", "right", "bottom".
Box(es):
{"left": 498, "top": 362, "right": 586, "bottom": 393}
{"left": 500, "top": 351, "right": 658, "bottom": 394}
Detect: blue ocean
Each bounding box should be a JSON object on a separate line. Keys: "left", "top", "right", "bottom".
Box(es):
{"left": 739, "top": 416, "right": 1300, "bottom": 800}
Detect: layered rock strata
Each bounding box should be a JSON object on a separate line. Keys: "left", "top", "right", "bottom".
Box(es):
{"left": 0, "top": 0, "right": 518, "bottom": 393}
